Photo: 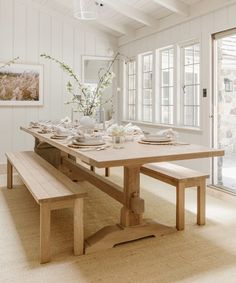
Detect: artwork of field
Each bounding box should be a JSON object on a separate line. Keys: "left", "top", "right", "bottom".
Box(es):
{"left": 0, "top": 70, "right": 39, "bottom": 101}
{"left": 0, "top": 63, "right": 43, "bottom": 105}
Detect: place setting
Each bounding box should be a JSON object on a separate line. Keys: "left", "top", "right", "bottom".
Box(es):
{"left": 68, "top": 136, "right": 110, "bottom": 151}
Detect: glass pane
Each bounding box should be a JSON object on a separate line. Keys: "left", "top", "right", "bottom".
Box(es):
{"left": 184, "top": 86, "right": 194, "bottom": 105}
{"left": 169, "top": 87, "right": 174, "bottom": 105}
{"left": 169, "top": 49, "right": 174, "bottom": 68}
{"left": 161, "top": 51, "right": 169, "bottom": 69}
{"left": 143, "top": 55, "right": 150, "bottom": 72}
{"left": 161, "top": 88, "right": 169, "bottom": 105}
{"left": 149, "top": 55, "right": 153, "bottom": 71}
{"left": 169, "top": 106, "right": 174, "bottom": 124}
{"left": 184, "top": 106, "right": 194, "bottom": 126}
{"left": 128, "top": 62, "right": 134, "bottom": 75}
{"left": 143, "top": 73, "right": 152, "bottom": 89}
{"left": 143, "top": 89, "right": 152, "bottom": 105}
{"left": 129, "top": 90, "right": 136, "bottom": 104}
{"left": 128, "top": 105, "right": 135, "bottom": 120}
{"left": 129, "top": 75, "right": 135, "bottom": 90}
{"left": 184, "top": 46, "right": 194, "bottom": 65}
{"left": 162, "top": 70, "right": 169, "bottom": 86}
{"left": 143, "top": 106, "right": 152, "bottom": 122}
{"left": 194, "top": 44, "right": 200, "bottom": 64}
{"left": 185, "top": 65, "right": 194, "bottom": 85}
{"left": 161, "top": 106, "right": 169, "bottom": 124}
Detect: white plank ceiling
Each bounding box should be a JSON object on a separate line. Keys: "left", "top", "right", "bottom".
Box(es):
{"left": 31, "top": 0, "right": 202, "bottom": 37}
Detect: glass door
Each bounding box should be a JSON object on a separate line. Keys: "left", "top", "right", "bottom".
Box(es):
{"left": 212, "top": 29, "right": 236, "bottom": 193}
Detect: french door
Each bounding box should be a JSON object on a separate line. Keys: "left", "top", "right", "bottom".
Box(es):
{"left": 212, "top": 28, "right": 236, "bottom": 193}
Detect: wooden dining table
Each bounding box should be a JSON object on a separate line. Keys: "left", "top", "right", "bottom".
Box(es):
{"left": 21, "top": 126, "right": 224, "bottom": 253}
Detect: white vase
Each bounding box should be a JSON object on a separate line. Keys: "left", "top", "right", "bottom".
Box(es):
{"left": 79, "top": 115, "right": 95, "bottom": 130}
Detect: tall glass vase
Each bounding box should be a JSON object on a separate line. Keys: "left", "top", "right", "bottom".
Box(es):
{"left": 79, "top": 115, "right": 95, "bottom": 134}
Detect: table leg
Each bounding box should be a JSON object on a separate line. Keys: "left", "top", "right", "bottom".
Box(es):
{"left": 120, "top": 166, "right": 143, "bottom": 227}
{"left": 85, "top": 165, "right": 175, "bottom": 254}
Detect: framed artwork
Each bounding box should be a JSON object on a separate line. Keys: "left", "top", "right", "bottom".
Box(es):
{"left": 0, "top": 63, "right": 43, "bottom": 106}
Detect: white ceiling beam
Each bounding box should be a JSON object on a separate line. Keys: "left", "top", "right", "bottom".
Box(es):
{"left": 102, "top": 0, "right": 158, "bottom": 27}
{"left": 97, "top": 19, "right": 133, "bottom": 35}
{"left": 152, "top": 0, "right": 189, "bottom": 16}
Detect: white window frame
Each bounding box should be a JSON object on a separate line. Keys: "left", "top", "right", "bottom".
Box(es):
{"left": 140, "top": 51, "right": 153, "bottom": 123}
{"left": 122, "top": 39, "right": 201, "bottom": 131}
{"left": 158, "top": 46, "right": 175, "bottom": 125}
{"left": 126, "top": 59, "right": 137, "bottom": 121}
{"left": 179, "top": 40, "right": 201, "bottom": 128}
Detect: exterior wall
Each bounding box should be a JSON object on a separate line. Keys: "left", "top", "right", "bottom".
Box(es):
{"left": 0, "top": 0, "right": 117, "bottom": 163}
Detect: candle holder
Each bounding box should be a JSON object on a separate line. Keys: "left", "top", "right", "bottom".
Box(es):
{"left": 112, "top": 135, "right": 125, "bottom": 149}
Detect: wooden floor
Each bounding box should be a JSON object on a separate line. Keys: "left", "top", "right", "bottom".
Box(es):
{"left": 1, "top": 168, "right": 236, "bottom": 282}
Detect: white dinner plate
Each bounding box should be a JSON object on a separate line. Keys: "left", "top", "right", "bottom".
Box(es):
{"left": 141, "top": 136, "right": 172, "bottom": 143}
{"left": 72, "top": 140, "right": 105, "bottom": 146}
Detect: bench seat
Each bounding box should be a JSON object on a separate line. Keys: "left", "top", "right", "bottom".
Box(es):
{"left": 141, "top": 162, "right": 209, "bottom": 230}
{"left": 6, "top": 151, "right": 87, "bottom": 263}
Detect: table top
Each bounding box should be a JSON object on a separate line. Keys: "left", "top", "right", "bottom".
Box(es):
{"left": 21, "top": 127, "right": 224, "bottom": 168}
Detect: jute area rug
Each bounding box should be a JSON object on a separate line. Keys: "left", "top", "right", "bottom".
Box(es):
{"left": 1, "top": 168, "right": 236, "bottom": 283}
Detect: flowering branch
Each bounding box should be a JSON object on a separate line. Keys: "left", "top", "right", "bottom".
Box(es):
{"left": 0, "top": 56, "right": 20, "bottom": 70}
{"left": 40, "top": 52, "right": 118, "bottom": 116}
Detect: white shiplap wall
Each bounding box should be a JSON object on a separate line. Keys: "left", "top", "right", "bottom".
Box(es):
{"left": 119, "top": 2, "right": 236, "bottom": 174}
{"left": 0, "top": 0, "right": 117, "bottom": 163}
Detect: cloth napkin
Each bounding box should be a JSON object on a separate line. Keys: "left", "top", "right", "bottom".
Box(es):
{"left": 60, "top": 116, "right": 71, "bottom": 125}
{"left": 144, "top": 128, "right": 178, "bottom": 141}
{"left": 55, "top": 126, "right": 71, "bottom": 136}
{"left": 124, "top": 123, "right": 143, "bottom": 135}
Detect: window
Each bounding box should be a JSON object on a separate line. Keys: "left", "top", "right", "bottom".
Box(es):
{"left": 127, "top": 60, "right": 136, "bottom": 120}
{"left": 160, "top": 48, "right": 174, "bottom": 124}
{"left": 123, "top": 40, "right": 201, "bottom": 129}
{"left": 182, "top": 43, "right": 200, "bottom": 127}
{"left": 141, "top": 53, "right": 153, "bottom": 122}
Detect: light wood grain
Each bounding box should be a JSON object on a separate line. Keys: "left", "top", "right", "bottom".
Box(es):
{"left": 62, "top": 157, "right": 124, "bottom": 204}
{"left": 176, "top": 183, "right": 185, "bottom": 231}
{"left": 86, "top": 219, "right": 176, "bottom": 254}
{"left": 141, "top": 162, "right": 208, "bottom": 231}
{"left": 5, "top": 151, "right": 87, "bottom": 203}
{"left": 20, "top": 127, "right": 224, "bottom": 253}
{"left": 74, "top": 198, "right": 84, "bottom": 256}
{"left": 121, "top": 166, "right": 143, "bottom": 227}
{"left": 7, "top": 160, "right": 13, "bottom": 189}
{"left": 40, "top": 202, "right": 51, "bottom": 264}
{"left": 5, "top": 151, "right": 87, "bottom": 263}
{"left": 20, "top": 127, "right": 224, "bottom": 168}
{"left": 197, "top": 179, "right": 206, "bottom": 225}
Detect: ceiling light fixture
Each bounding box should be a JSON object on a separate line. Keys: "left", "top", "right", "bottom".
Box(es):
{"left": 73, "top": 0, "right": 103, "bottom": 20}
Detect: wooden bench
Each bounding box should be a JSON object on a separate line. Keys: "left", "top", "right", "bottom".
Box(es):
{"left": 6, "top": 151, "right": 87, "bottom": 264}
{"left": 140, "top": 162, "right": 209, "bottom": 231}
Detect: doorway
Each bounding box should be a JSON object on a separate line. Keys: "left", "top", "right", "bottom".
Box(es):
{"left": 213, "top": 29, "right": 236, "bottom": 193}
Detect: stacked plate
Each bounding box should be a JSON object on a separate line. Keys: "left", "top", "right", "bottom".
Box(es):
{"left": 69, "top": 137, "right": 106, "bottom": 148}
{"left": 50, "top": 133, "right": 70, "bottom": 140}
{"left": 140, "top": 135, "right": 173, "bottom": 145}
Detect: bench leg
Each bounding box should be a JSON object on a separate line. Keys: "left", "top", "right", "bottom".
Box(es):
{"left": 176, "top": 183, "right": 185, "bottom": 231}
{"left": 74, "top": 198, "right": 84, "bottom": 256}
{"left": 90, "top": 166, "right": 95, "bottom": 172}
{"left": 197, "top": 180, "right": 206, "bottom": 226}
{"left": 40, "top": 203, "right": 51, "bottom": 264}
{"left": 7, "top": 160, "right": 13, "bottom": 189}
{"left": 105, "top": 167, "right": 110, "bottom": 177}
